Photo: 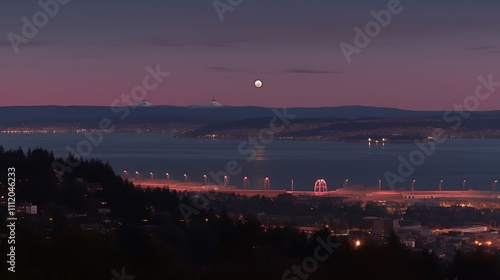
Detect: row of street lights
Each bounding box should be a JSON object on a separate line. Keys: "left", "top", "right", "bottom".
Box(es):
{"left": 123, "top": 171, "right": 499, "bottom": 191}
{"left": 124, "top": 171, "right": 189, "bottom": 182}
{"left": 340, "top": 178, "right": 498, "bottom": 192}
{"left": 409, "top": 179, "right": 498, "bottom": 192}
{"left": 343, "top": 178, "right": 498, "bottom": 192}
{"left": 123, "top": 171, "right": 236, "bottom": 187}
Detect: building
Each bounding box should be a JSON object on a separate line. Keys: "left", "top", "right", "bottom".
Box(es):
{"left": 16, "top": 202, "right": 37, "bottom": 215}
{"left": 439, "top": 225, "right": 488, "bottom": 234}
{"left": 97, "top": 208, "right": 111, "bottom": 215}
{"left": 372, "top": 218, "right": 399, "bottom": 244}
{"left": 403, "top": 238, "right": 416, "bottom": 248}
{"left": 406, "top": 199, "right": 442, "bottom": 208}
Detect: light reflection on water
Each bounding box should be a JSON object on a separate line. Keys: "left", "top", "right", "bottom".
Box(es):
{"left": 1, "top": 133, "right": 500, "bottom": 191}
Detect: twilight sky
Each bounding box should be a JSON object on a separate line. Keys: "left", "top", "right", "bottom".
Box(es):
{"left": 1, "top": 0, "right": 500, "bottom": 109}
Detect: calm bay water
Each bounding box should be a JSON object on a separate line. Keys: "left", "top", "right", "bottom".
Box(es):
{"left": 1, "top": 133, "right": 500, "bottom": 191}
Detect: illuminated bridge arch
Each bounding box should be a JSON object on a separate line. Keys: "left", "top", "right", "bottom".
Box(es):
{"left": 314, "top": 179, "right": 328, "bottom": 193}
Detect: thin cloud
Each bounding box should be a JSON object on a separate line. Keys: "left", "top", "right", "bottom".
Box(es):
{"left": 209, "top": 66, "right": 249, "bottom": 73}
{"left": 201, "top": 39, "right": 246, "bottom": 48}
{"left": 463, "top": 45, "right": 496, "bottom": 51}
{"left": 147, "top": 39, "right": 184, "bottom": 47}
{"left": 284, "top": 68, "right": 340, "bottom": 74}
{"left": 0, "top": 39, "right": 47, "bottom": 48}
{"left": 144, "top": 38, "right": 247, "bottom": 48}
{"left": 208, "top": 67, "right": 342, "bottom": 74}
{"left": 73, "top": 54, "right": 118, "bottom": 59}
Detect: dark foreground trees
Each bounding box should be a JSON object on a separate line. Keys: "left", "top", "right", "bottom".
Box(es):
{"left": 0, "top": 147, "right": 499, "bottom": 279}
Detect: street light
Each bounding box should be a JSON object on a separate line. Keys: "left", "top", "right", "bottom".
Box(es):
{"left": 439, "top": 180, "right": 443, "bottom": 191}
{"left": 243, "top": 176, "right": 249, "bottom": 189}
{"left": 123, "top": 170, "right": 128, "bottom": 179}
{"left": 224, "top": 175, "right": 228, "bottom": 187}
{"left": 411, "top": 179, "right": 416, "bottom": 192}
{"left": 203, "top": 175, "right": 208, "bottom": 185}
{"left": 462, "top": 180, "right": 466, "bottom": 191}
{"left": 184, "top": 173, "right": 188, "bottom": 182}
{"left": 344, "top": 179, "right": 349, "bottom": 188}
{"left": 135, "top": 171, "right": 141, "bottom": 179}
{"left": 378, "top": 179, "right": 382, "bottom": 191}
{"left": 493, "top": 180, "right": 498, "bottom": 191}
{"left": 150, "top": 172, "right": 155, "bottom": 180}
{"left": 166, "top": 172, "right": 171, "bottom": 181}
{"left": 264, "top": 177, "right": 270, "bottom": 190}
{"left": 291, "top": 179, "right": 294, "bottom": 192}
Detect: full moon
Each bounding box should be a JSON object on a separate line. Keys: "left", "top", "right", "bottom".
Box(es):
{"left": 254, "top": 80, "right": 263, "bottom": 88}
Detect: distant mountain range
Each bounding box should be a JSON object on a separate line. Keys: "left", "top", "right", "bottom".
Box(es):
{"left": 2, "top": 105, "right": 500, "bottom": 123}
{"left": 2, "top": 105, "right": 500, "bottom": 140}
